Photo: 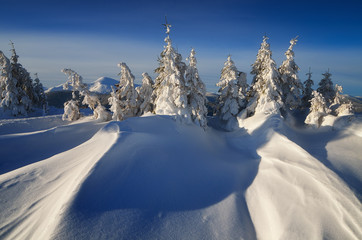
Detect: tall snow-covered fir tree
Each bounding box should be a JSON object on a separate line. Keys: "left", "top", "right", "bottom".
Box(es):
{"left": 152, "top": 20, "right": 190, "bottom": 123}
{"left": 241, "top": 36, "right": 283, "bottom": 118}
{"left": 0, "top": 50, "right": 24, "bottom": 116}
{"left": 301, "top": 68, "right": 314, "bottom": 109}
{"left": 305, "top": 90, "right": 331, "bottom": 127}
{"left": 8, "top": 42, "right": 32, "bottom": 114}
{"left": 279, "top": 37, "right": 303, "bottom": 110}
{"left": 136, "top": 72, "right": 154, "bottom": 115}
{"left": 317, "top": 70, "right": 335, "bottom": 105}
{"left": 217, "top": 56, "right": 244, "bottom": 130}
{"left": 185, "top": 48, "right": 208, "bottom": 129}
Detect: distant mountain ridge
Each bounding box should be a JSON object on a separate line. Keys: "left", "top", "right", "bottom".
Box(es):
{"left": 45, "top": 77, "right": 119, "bottom": 94}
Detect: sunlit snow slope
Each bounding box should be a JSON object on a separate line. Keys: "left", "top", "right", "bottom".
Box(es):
{"left": 0, "top": 113, "right": 361, "bottom": 240}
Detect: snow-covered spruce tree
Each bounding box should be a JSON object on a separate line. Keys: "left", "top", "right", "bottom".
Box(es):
{"left": 8, "top": 42, "right": 33, "bottom": 114}
{"left": 136, "top": 72, "right": 154, "bottom": 115}
{"left": 152, "top": 21, "right": 190, "bottom": 123}
{"left": 0, "top": 50, "right": 25, "bottom": 115}
{"left": 301, "top": 68, "right": 314, "bottom": 109}
{"left": 62, "top": 69, "right": 110, "bottom": 121}
{"left": 305, "top": 90, "right": 331, "bottom": 127}
{"left": 317, "top": 70, "right": 335, "bottom": 105}
{"left": 279, "top": 37, "right": 303, "bottom": 110}
{"left": 217, "top": 56, "right": 244, "bottom": 130}
{"left": 185, "top": 48, "right": 208, "bottom": 129}
{"left": 33, "top": 73, "right": 48, "bottom": 114}
{"left": 241, "top": 36, "right": 283, "bottom": 118}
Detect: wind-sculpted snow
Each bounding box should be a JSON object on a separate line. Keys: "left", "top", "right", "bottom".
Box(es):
{"left": 0, "top": 113, "right": 361, "bottom": 240}
{"left": 53, "top": 115, "right": 260, "bottom": 239}
{"left": 0, "top": 117, "right": 108, "bottom": 174}
{"left": 0, "top": 119, "right": 118, "bottom": 240}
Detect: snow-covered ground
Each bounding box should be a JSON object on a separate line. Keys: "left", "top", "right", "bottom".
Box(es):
{"left": 0, "top": 112, "right": 361, "bottom": 240}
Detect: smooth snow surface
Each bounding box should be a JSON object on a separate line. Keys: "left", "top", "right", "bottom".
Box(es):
{"left": 0, "top": 113, "right": 361, "bottom": 240}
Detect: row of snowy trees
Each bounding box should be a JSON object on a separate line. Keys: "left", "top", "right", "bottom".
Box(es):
{"left": 0, "top": 42, "right": 47, "bottom": 116}
{"left": 216, "top": 36, "right": 353, "bottom": 129}
{"left": 61, "top": 22, "right": 353, "bottom": 130}
{"left": 106, "top": 22, "right": 208, "bottom": 128}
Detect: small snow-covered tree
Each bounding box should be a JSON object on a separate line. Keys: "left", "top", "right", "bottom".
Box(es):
{"left": 333, "top": 84, "right": 343, "bottom": 105}
{"left": 153, "top": 21, "right": 190, "bottom": 123}
{"left": 108, "top": 86, "right": 124, "bottom": 121}
{"left": 136, "top": 72, "right": 154, "bottom": 115}
{"left": 317, "top": 70, "right": 335, "bottom": 105}
{"left": 33, "top": 73, "right": 48, "bottom": 114}
{"left": 305, "top": 90, "right": 331, "bottom": 127}
{"left": 63, "top": 99, "right": 80, "bottom": 121}
{"left": 279, "top": 37, "right": 303, "bottom": 110}
{"left": 62, "top": 69, "right": 110, "bottom": 121}
{"left": 336, "top": 102, "right": 353, "bottom": 116}
{"left": 217, "top": 56, "right": 244, "bottom": 130}
{"left": 301, "top": 68, "right": 314, "bottom": 108}
{"left": 331, "top": 84, "right": 354, "bottom": 116}
{"left": 237, "top": 71, "right": 248, "bottom": 104}
{"left": 185, "top": 48, "right": 208, "bottom": 129}
{"left": 61, "top": 69, "right": 83, "bottom": 121}
{"left": 242, "top": 36, "right": 283, "bottom": 118}
{"left": 115, "top": 62, "right": 138, "bottom": 118}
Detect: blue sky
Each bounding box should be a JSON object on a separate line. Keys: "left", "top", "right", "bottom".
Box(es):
{"left": 1, "top": 0, "right": 362, "bottom": 95}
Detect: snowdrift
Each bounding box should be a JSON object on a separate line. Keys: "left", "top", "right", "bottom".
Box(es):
{"left": 0, "top": 113, "right": 361, "bottom": 240}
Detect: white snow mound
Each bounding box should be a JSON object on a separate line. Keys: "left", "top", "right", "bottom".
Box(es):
{"left": 0, "top": 113, "right": 361, "bottom": 240}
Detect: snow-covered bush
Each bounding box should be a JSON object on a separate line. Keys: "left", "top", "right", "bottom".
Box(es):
{"left": 279, "top": 37, "right": 303, "bottom": 110}
{"left": 242, "top": 36, "right": 283, "bottom": 118}
{"left": 186, "top": 48, "right": 208, "bottom": 129}
{"left": 94, "top": 104, "right": 111, "bottom": 121}
{"left": 217, "top": 56, "right": 244, "bottom": 130}
{"left": 62, "top": 99, "right": 80, "bottom": 121}
{"left": 301, "top": 68, "right": 314, "bottom": 109}
{"left": 331, "top": 84, "right": 354, "bottom": 116}
{"left": 136, "top": 72, "right": 154, "bottom": 115}
{"left": 153, "top": 23, "right": 190, "bottom": 123}
{"left": 305, "top": 91, "right": 331, "bottom": 127}
{"left": 317, "top": 70, "right": 335, "bottom": 105}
